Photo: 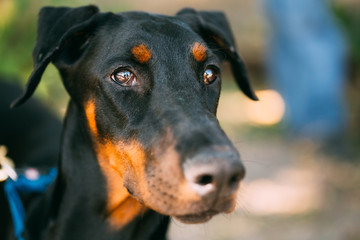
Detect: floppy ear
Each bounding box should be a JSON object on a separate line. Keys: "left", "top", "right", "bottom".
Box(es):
{"left": 11, "top": 5, "right": 101, "bottom": 108}
{"left": 176, "top": 8, "right": 258, "bottom": 101}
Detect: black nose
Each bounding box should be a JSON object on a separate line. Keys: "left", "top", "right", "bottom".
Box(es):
{"left": 184, "top": 147, "right": 245, "bottom": 198}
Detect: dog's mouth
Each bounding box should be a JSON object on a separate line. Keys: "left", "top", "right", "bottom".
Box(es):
{"left": 173, "top": 210, "right": 219, "bottom": 224}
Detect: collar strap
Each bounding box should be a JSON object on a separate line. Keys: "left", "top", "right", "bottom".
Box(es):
{"left": 4, "top": 168, "right": 57, "bottom": 240}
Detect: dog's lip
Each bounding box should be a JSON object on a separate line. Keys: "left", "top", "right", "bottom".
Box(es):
{"left": 173, "top": 210, "right": 219, "bottom": 224}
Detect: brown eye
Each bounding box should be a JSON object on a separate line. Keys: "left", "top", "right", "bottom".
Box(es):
{"left": 203, "top": 67, "right": 219, "bottom": 85}
{"left": 111, "top": 69, "right": 138, "bottom": 87}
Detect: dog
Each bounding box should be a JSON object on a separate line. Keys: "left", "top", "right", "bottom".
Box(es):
{"left": 4, "top": 5, "right": 258, "bottom": 240}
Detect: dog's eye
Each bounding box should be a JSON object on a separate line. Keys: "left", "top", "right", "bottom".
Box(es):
{"left": 203, "top": 67, "right": 219, "bottom": 85}
{"left": 111, "top": 69, "right": 138, "bottom": 87}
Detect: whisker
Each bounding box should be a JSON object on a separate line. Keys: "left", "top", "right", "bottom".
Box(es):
{"left": 236, "top": 185, "right": 253, "bottom": 217}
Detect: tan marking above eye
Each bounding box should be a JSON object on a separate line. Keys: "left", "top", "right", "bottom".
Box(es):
{"left": 131, "top": 44, "right": 151, "bottom": 63}
{"left": 192, "top": 42, "right": 207, "bottom": 62}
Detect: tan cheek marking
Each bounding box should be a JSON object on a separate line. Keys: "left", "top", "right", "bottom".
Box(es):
{"left": 85, "top": 100, "right": 98, "bottom": 136}
{"left": 85, "top": 100, "right": 146, "bottom": 227}
{"left": 96, "top": 139, "right": 148, "bottom": 228}
{"left": 140, "top": 131, "right": 202, "bottom": 216}
{"left": 109, "top": 197, "right": 145, "bottom": 227}
{"left": 131, "top": 44, "right": 151, "bottom": 63}
{"left": 192, "top": 42, "right": 207, "bottom": 62}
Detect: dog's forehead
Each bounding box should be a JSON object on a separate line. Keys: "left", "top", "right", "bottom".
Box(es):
{"left": 90, "top": 12, "right": 213, "bottom": 76}
{"left": 119, "top": 11, "right": 193, "bottom": 34}
{"left": 101, "top": 12, "right": 205, "bottom": 56}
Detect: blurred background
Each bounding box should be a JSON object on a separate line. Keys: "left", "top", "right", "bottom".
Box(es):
{"left": 0, "top": 0, "right": 359, "bottom": 239}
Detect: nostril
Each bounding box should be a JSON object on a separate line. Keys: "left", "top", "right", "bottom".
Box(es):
{"left": 228, "top": 173, "right": 242, "bottom": 188}
{"left": 228, "top": 165, "right": 245, "bottom": 189}
{"left": 195, "top": 174, "right": 214, "bottom": 186}
{"left": 184, "top": 151, "right": 245, "bottom": 197}
{"left": 185, "top": 167, "right": 217, "bottom": 197}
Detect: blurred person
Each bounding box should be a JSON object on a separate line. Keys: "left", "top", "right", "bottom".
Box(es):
{"left": 264, "top": 0, "right": 347, "bottom": 141}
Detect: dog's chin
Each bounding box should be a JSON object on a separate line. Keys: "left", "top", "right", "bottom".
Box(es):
{"left": 173, "top": 211, "right": 218, "bottom": 224}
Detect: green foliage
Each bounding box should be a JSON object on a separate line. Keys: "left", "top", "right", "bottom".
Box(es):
{"left": 0, "top": 0, "right": 129, "bottom": 115}
{"left": 0, "top": 0, "right": 94, "bottom": 82}
{"left": 0, "top": 1, "right": 38, "bottom": 82}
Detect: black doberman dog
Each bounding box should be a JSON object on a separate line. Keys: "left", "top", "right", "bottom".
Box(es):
{"left": 7, "top": 5, "right": 258, "bottom": 240}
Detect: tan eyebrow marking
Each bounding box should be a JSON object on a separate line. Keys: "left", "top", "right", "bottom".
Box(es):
{"left": 131, "top": 44, "right": 151, "bottom": 63}
{"left": 192, "top": 42, "right": 207, "bottom": 62}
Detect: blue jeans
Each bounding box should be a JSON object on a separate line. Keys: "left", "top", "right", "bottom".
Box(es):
{"left": 265, "top": 0, "right": 347, "bottom": 139}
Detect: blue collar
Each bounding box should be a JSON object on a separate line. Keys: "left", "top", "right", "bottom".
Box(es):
{"left": 4, "top": 168, "right": 57, "bottom": 240}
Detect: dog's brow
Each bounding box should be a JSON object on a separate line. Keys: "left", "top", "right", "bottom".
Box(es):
{"left": 131, "top": 44, "right": 151, "bottom": 63}
{"left": 191, "top": 42, "right": 207, "bottom": 62}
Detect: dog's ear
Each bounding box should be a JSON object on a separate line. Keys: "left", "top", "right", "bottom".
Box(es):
{"left": 11, "top": 5, "right": 102, "bottom": 108}
{"left": 176, "top": 8, "right": 258, "bottom": 101}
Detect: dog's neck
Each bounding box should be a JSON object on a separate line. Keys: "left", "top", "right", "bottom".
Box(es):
{"left": 25, "top": 101, "right": 169, "bottom": 240}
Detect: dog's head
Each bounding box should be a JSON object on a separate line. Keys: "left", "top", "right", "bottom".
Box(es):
{"left": 13, "top": 6, "right": 257, "bottom": 226}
